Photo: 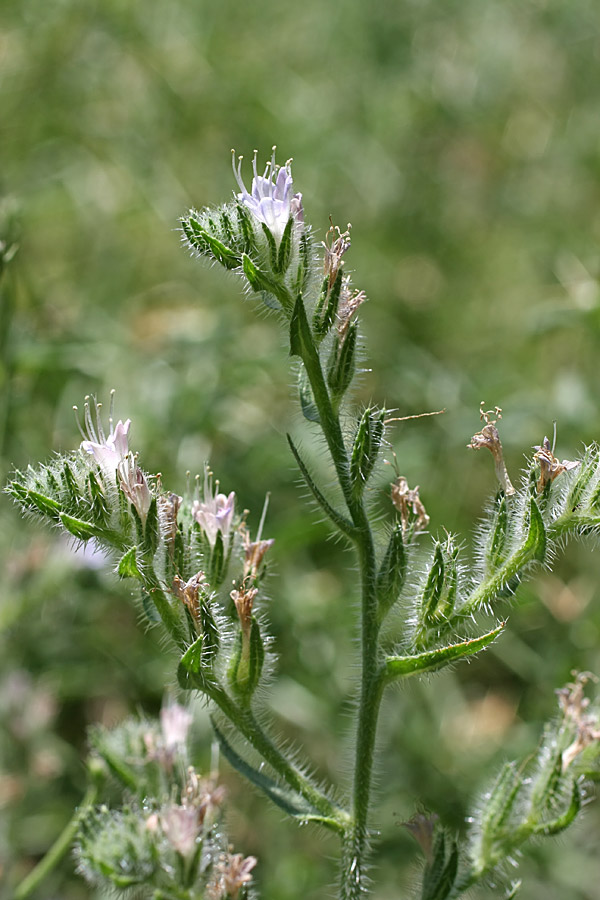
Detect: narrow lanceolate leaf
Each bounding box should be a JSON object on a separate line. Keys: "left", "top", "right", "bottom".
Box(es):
{"left": 289, "top": 293, "right": 317, "bottom": 360}
{"left": 186, "top": 218, "right": 240, "bottom": 269}
{"left": 385, "top": 623, "right": 504, "bottom": 682}
{"left": 298, "top": 368, "right": 320, "bottom": 422}
{"left": 276, "top": 215, "right": 293, "bottom": 274}
{"left": 59, "top": 512, "right": 97, "bottom": 541}
{"left": 177, "top": 636, "right": 210, "bottom": 691}
{"left": 377, "top": 523, "right": 406, "bottom": 619}
{"left": 242, "top": 253, "right": 291, "bottom": 310}
{"left": 261, "top": 222, "right": 278, "bottom": 271}
{"left": 23, "top": 489, "right": 62, "bottom": 520}
{"left": 485, "top": 492, "right": 509, "bottom": 571}
{"left": 349, "top": 408, "right": 385, "bottom": 496}
{"left": 327, "top": 322, "right": 358, "bottom": 402}
{"left": 211, "top": 721, "right": 345, "bottom": 835}
{"left": 519, "top": 495, "right": 546, "bottom": 563}
{"left": 287, "top": 434, "right": 356, "bottom": 539}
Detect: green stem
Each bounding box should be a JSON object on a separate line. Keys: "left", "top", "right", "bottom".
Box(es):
{"left": 14, "top": 783, "right": 99, "bottom": 900}
{"left": 297, "top": 329, "right": 386, "bottom": 897}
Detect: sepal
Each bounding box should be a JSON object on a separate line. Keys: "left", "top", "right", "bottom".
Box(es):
{"left": 350, "top": 407, "right": 385, "bottom": 496}
{"left": 376, "top": 523, "right": 406, "bottom": 619}
{"left": 327, "top": 321, "right": 357, "bottom": 403}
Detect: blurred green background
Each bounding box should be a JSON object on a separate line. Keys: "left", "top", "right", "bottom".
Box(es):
{"left": 2, "top": 0, "right": 600, "bottom": 897}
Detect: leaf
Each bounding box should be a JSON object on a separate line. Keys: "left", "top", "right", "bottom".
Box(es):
{"left": 59, "top": 512, "right": 97, "bottom": 541}
{"left": 289, "top": 293, "right": 315, "bottom": 360}
{"left": 24, "top": 489, "right": 62, "bottom": 520}
{"left": 276, "top": 215, "right": 293, "bottom": 274}
{"left": 117, "top": 546, "right": 142, "bottom": 579}
{"left": 211, "top": 721, "right": 344, "bottom": 834}
{"left": 298, "top": 368, "right": 320, "bottom": 422}
{"left": 287, "top": 434, "right": 356, "bottom": 539}
{"left": 521, "top": 496, "right": 546, "bottom": 563}
{"left": 385, "top": 623, "right": 505, "bottom": 681}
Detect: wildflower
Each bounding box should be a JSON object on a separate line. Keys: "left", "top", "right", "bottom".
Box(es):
{"left": 192, "top": 467, "right": 235, "bottom": 547}
{"left": 402, "top": 811, "right": 439, "bottom": 862}
{"left": 118, "top": 455, "right": 152, "bottom": 523}
{"left": 391, "top": 476, "right": 430, "bottom": 536}
{"left": 230, "top": 584, "right": 258, "bottom": 639}
{"left": 78, "top": 395, "right": 131, "bottom": 472}
{"left": 172, "top": 571, "right": 208, "bottom": 625}
{"left": 209, "top": 852, "right": 257, "bottom": 900}
{"left": 160, "top": 703, "right": 193, "bottom": 752}
{"left": 533, "top": 435, "right": 579, "bottom": 493}
{"left": 184, "top": 767, "right": 226, "bottom": 825}
{"left": 160, "top": 804, "right": 201, "bottom": 859}
{"left": 468, "top": 404, "right": 516, "bottom": 497}
{"left": 232, "top": 146, "right": 303, "bottom": 240}
{"left": 241, "top": 493, "right": 274, "bottom": 580}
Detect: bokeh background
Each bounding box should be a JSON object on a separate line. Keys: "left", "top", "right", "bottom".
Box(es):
{"left": 2, "top": 0, "right": 600, "bottom": 897}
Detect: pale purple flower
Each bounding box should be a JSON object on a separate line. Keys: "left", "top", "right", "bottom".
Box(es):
{"left": 118, "top": 455, "right": 152, "bottom": 523}
{"left": 232, "top": 146, "right": 304, "bottom": 240}
{"left": 160, "top": 703, "right": 193, "bottom": 751}
{"left": 81, "top": 417, "right": 131, "bottom": 471}
{"left": 192, "top": 467, "right": 235, "bottom": 547}
{"left": 160, "top": 804, "right": 201, "bottom": 859}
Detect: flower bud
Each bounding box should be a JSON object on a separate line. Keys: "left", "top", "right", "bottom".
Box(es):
{"left": 228, "top": 586, "right": 265, "bottom": 703}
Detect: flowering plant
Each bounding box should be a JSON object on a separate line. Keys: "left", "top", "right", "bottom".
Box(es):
{"left": 7, "top": 150, "right": 600, "bottom": 899}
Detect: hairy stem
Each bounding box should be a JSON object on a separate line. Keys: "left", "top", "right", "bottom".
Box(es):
{"left": 14, "top": 783, "right": 99, "bottom": 900}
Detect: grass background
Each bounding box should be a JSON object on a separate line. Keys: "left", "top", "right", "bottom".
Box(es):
{"left": 2, "top": 0, "right": 600, "bottom": 897}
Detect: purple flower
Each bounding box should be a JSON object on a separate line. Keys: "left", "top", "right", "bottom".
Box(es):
{"left": 232, "top": 146, "right": 303, "bottom": 240}
{"left": 80, "top": 398, "right": 131, "bottom": 472}
{"left": 118, "top": 455, "right": 152, "bottom": 523}
{"left": 192, "top": 467, "right": 235, "bottom": 547}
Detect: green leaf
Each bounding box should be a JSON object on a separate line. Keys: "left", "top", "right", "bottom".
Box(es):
{"left": 261, "top": 222, "right": 278, "bottom": 270}
{"left": 530, "top": 780, "right": 581, "bottom": 836}
{"left": 242, "top": 253, "right": 286, "bottom": 307}
{"left": 276, "top": 215, "right": 293, "bottom": 274}
{"left": 486, "top": 491, "right": 509, "bottom": 571}
{"left": 385, "top": 623, "right": 505, "bottom": 681}
{"left": 313, "top": 268, "right": 343, "bottom": 339}
{"left": 298, "top": 367, "right": 320, "bottom": 423}
{"left": 212, "top": 721, "right": 344, "bottom": 834}
{"left": 289, "top": 293, "right": 315, "bottom": 360}
{"left": 25, "top": 489, "right": 62, "bottom": 519}
{"left": 141, "top": 497, "right": 159, "bottom": 557}
{"left": 350, "top": 408, "right": 385, "bottom": 496}
{"left": 327, "top": 321, "right": 357, "bottom": 401}
{"left": 521, "top": 495, "right": 546, "bottom": 563}
{"left": 287, "top": 434, "right": 356, "bottom": 539}
{"left": 117, "top": 546, "right": 142, "bottom": 579}
{"left": 59, "top": 512, "right": 97, "bottom": 541}
{"left": 177, "top": 636, "right": 210, "bottom": 692}
{"left": 377, "top": 523, "right": 407, "bottom": 619}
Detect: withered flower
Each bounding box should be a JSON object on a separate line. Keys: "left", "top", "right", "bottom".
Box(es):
{"left": 468, "top": 404, "right": 515, "bottom": 497}
{"left": 391, "top": 476, "right": 430, "bottom": 536}
{"left": 323, "top": 220, "right": 352, "bottom": 290}
{"left": 402, "top": 811, "right": 439, "bottom": 862}
{"left": 230, "top": 584, "right": 258, "bottom": 638}
{"left": 172, "top": 571, "right": 208, "bottom": 626}
{"left": 533, "top": 436, "right": 579, "bottom": 493}
{"left": 208, "top": 852, "right": 258, "bottom": 900}
{"left": 158, "top": 491, "right": 182, "bottom": 544}
{"left": 337, "top": 275, "right": 367, "bottom": 341}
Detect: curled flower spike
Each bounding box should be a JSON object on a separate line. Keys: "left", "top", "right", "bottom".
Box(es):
{"left": 468, "top": 403, "right": 515, "bottom": 497}
{"left": 391, "top": 475, "right": 430, "bottom": 536}
{"left": 232, "top": 146, "right": 303, "bottom": 240}
{"left": 192, "top": 467, "right": 235, "bottom": 547}
{"left": 77, "top": 394, "right": 131, "bottom": 472}
{"left": 534, "top": 435, "right": 579, "bottom": 493}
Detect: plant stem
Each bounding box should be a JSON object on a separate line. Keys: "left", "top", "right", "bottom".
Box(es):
{"left": 297, "top": 328, "right": 386, "bottom": 897}
{"left": 14, "top": 783, "right": 99, "bottom": 900}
